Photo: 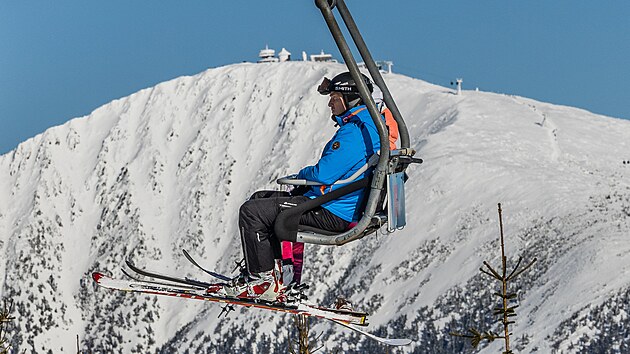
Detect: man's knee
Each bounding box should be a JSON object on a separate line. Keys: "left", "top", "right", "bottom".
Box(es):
{"left": 239, "top": 199, "right": 277, "bottom": 231}
{"left": 239, "top": 200, "right": 258, "bottom": 222}
{"left": 240, "top": 200, "right": 252, "bottom": 214}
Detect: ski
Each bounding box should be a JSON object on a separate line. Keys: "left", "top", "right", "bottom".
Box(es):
{"left": 328, "top": 318, "right": 412, "bottom": 346}
{"left": 125, "top": 259, "right": 216, "bottom": 288}
{"left": 93, "top": 272, "right": 411, "bottom": 346}
{"left": 92, "top": 272, "right": 368, "bottom": 325}
{"left": 181, "top": 249, "right": 233, "bottom": 282}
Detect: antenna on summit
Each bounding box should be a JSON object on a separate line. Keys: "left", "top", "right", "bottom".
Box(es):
{"left": 451, "top": 78, "right": 463, "bottom": 95}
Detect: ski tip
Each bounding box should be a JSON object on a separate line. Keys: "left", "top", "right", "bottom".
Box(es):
{"left": 92, "top": 272, "right": 105, "bottom": 283}
{"left": 386, "top": 338, "right": 413, "bottom": 346}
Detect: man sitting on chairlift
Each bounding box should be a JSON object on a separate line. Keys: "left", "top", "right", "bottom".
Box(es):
{"left": 223, "top": 72, "right": 383, "bottom": 302}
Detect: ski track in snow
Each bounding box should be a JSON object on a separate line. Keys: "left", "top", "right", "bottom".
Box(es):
{"left": 0, "top": 62, "right": 629, "bottom": 353}
{"left": 512, "top": 96, "right": 561, "bottom": 163}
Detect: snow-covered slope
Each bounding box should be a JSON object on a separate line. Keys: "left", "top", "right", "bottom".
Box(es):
{"left": 1, "top": 61, "right": 629, "bottom": 353}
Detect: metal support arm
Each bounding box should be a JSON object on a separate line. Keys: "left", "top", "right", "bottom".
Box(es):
{"left": 312, "top": 0, "right": 389, "bottom": 245}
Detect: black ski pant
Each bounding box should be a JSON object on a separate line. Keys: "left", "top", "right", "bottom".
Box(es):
{"left": 239, "top": 191, "right": 349, "bottom": 274}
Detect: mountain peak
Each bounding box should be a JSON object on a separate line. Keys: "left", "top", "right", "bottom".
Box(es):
{"left": 1, "top": 62, "right": 629, "bottom": 352}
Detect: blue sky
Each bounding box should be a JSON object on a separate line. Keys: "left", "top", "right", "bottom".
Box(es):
{"left": 1, "top": 1, "right": 628, "bottom": 154}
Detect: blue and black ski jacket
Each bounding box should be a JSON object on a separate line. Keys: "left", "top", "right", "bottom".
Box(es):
{"left": 297, "top": 105, "right": 381, "bottom": 222}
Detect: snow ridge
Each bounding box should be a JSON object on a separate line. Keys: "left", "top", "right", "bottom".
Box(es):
{"left": 1, "top": 62, "right": 629, "bottom": 353}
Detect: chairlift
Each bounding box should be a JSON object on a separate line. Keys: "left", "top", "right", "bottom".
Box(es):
{"left": 274, "top": 0, "right": 422, "bottom": 246}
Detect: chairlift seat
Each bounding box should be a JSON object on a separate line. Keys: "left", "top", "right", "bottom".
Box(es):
{"left": 274, "top": 151, "right": 420, "bottom": 244}
{"left": 296, "top": 211, "right": 388, "bottom": 237}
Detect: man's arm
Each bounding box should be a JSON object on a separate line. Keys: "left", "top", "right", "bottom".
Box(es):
{"left": 297, "top": 126, "right": 365, "bottom": 185}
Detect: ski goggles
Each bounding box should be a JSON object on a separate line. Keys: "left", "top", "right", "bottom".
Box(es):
{"left": 318, "top": 77, "right": 361, "bottom": 95}
{"left": 317, "top": 77, "right": 332, "bottom": 95}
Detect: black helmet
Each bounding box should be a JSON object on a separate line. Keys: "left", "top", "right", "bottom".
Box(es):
{"left": 317, "top": 72, "right": 373, "bottom": 96}
{"left": 317, "top": 72, "right": 373, "bottom": 109}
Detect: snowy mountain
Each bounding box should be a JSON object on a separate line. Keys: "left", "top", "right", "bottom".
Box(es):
{"left": 1, "top": 61, "right": 629, "bottom": 353}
